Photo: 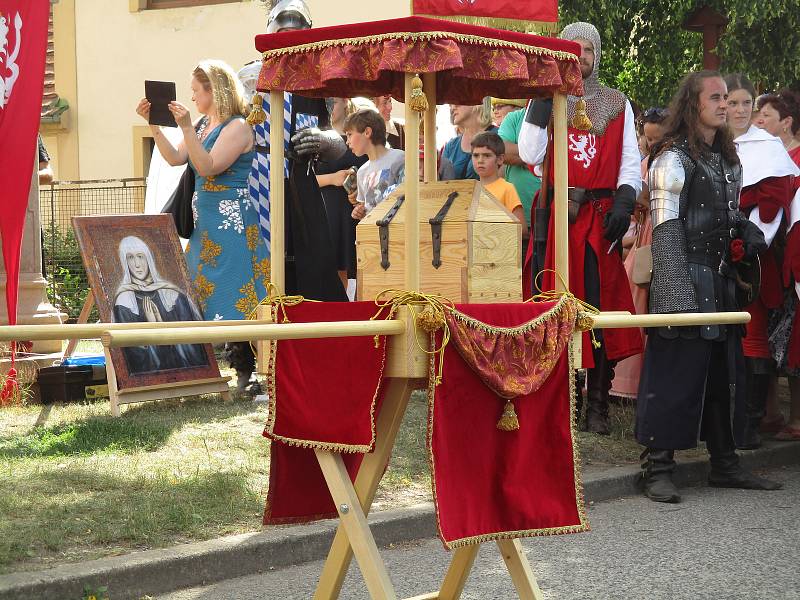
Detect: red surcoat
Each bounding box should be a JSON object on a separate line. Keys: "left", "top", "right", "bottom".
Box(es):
{"left": 537, "top": 113, "right": 643, "bottom": 368}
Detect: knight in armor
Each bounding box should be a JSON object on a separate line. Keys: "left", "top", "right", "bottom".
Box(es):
{"left": 231, "top": 0, "right": 348, "bottom": 390}
{"left": 239, "top": 0, "right": 347, "bottom": 301}
{"left": 518, "top": 22, "right": 644, "bottom": 434}
{"left": 637, "top": 70, "right": 781, "bottom": 503}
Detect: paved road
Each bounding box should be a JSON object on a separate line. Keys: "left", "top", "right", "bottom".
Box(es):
{"left": 162, "top": 465, "right": 800, "bottom": 600}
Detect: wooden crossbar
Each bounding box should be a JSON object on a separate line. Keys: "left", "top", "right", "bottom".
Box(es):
{"left": 0, "top": 319, "right": 275, "bottom": 342}
{"left": 588, "top": 311, "right": 750, "bottom": 328}
{"left": 101, "top": 319, "right": 406, "bottom": 347}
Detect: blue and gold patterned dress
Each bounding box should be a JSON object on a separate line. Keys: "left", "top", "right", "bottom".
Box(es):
{"left": 185, "top": 118, "right": 269, "bottom": 320}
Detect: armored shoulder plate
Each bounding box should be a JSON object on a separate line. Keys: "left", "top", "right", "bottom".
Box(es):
{"left": 649, "top": 150, "right": 685, "bottom": 228}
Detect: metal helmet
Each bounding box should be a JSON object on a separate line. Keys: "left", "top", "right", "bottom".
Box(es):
{"left": 266, "top": 0, "right": 312, "bottom": 34}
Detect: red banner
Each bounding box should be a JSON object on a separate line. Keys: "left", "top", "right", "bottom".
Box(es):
{"left": 0, "top": 0, "right": 49, "bottom": 329}
{"left": 413, "top": 0, "right": 558, "bottom": 24}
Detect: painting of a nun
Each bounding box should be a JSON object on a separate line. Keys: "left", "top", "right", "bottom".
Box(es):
{"left": 113, "top": 235, "right": 208, "bottom": 374}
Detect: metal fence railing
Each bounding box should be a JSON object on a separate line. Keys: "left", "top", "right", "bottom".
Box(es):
{"left": 39, "top": 178, "right": 147, "bottom": 322}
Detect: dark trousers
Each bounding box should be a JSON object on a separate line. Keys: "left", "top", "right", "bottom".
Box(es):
{"left": 636, "top": 334, "right": 740, "bottom": 451}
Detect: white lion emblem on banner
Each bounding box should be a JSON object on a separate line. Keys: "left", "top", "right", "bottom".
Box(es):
{"left": 568, "top": 133, "right": 597, "bottom": 169}
{"left": 457, "top": 0, "right": 478, "bottom": 5}
{"left": 0, "top": 11, "right": 23, "bottom": 109}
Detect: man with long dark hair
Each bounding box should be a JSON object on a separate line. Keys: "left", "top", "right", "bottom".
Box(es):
{"left": 637, "top": 70, "right": 781, "bottom": 502}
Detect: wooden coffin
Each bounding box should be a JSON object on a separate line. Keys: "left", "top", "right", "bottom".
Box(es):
{"left": 356, "top": 180, "right": 522, "bottom": 303}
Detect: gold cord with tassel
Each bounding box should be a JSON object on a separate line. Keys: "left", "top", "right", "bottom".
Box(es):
{"left": 408, "top": 75, "right": 429, "bottom": 113}
{"left": 246, "top": 94, "right": 267, "bottom": 126}
{"left": 247, "top": 283, "right": 319, "bottom": 324}
{"left": 246, "top": 284, "right": 321, "bottom": 356}
{"left": 571, "top": 97, "right": 592, "bottom": 131}
{"left": 371, "top": 289, "right": 453, "bottom": 384}
{"left": 528, "top": 269, "right": 601, "bottom": 349}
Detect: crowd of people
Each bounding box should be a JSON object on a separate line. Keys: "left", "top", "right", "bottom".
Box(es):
{"left": 136, "top": 0, "right": 797, "bottom": 503}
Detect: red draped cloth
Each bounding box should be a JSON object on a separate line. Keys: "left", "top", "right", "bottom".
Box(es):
{"left": 263, "top": 302, "right": 387, "bottom": 524}
{"left": 0, "top": 0, "right": 49, "bottom": 399}
{"left": 255, "top": 16, "right": 582, "bottom": 105}
{"left": 429, "top": 300, "right": 588, "bottom": 549}
{"left": 263, "top": 299, "right": 589, "bottom": 546}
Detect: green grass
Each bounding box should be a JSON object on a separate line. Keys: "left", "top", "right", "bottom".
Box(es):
{"left": 0, "top": 388, "right": 437, "bottom": 575}
{"left": 0, "top": 396, "right": 270, "bottom": 573}
{"left": 373, "top": 390, "right": 430, "bottom": 511}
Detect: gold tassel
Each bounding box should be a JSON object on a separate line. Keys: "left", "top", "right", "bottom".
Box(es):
{"left": 408, "top": 75, "right": 429, "bottom": 113}
{"left": 416, "top": 304, "right": 444, "bottom": 333}
{"left": 575, "top": 312, "right": 601, "bottom": 348}
{"left": 571, "top": 97, "right": 592, "bottom": 131}
{"left": 575, "top": 313, "right": 594, "bottom": 332}
{"left": 246, "top": 94, "right": 267, "bottom": 126}
{"left": 497, "top": 401, "right": 520, "bottom": 431}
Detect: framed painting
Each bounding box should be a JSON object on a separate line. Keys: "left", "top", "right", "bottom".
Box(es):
{"left": 72, "top": 214, "right": 222, "bottom": 391}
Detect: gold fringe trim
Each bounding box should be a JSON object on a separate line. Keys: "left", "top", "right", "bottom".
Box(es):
{"left": 263, "top": 302, "right": 388, "bottom": 454}
{"left": 262, "top": 30, "right": 579, "bottom": 63}
{"left": 418, "top": 13, "right": 558, "bottom": 35}
{"left": 428, "top": 341, "right": 590, "bottom": 551}
{"left": 448, "top": 293, "right": 574, "bottom": 336}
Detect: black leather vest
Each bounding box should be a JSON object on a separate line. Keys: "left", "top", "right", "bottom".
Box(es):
{"left": 678, "top": 142, "right": 742, "bottom": 271}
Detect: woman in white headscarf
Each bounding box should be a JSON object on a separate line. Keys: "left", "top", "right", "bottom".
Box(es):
{"left": 113, "top": 236, "right": 207, "bottom": 374}
{"left": 724, "top": 74, "right": 800, "bottom": 449}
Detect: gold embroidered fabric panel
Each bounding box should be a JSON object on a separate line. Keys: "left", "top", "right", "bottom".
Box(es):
{"left": 445, "top": 297, "right": 577, "bottom": 399}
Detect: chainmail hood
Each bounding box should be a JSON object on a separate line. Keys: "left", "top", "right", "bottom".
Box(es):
{"left": 560, "top": 22, "right": 601, "bottom": 98}
{"left": 560, "top": 21, "right": 625, "bottom": 136}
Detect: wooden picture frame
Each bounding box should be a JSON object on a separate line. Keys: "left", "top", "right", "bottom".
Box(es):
{"left": 72, "top": 214, "right": 229, "bottom": 414}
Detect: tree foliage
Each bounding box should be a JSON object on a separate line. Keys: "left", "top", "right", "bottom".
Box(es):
{"left": 558, "top": 0, "right": 800, "bottom": 108}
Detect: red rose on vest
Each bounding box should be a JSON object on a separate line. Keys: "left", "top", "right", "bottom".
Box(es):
{"left": 730, "top": 238, "right": 745, "bottom": 263}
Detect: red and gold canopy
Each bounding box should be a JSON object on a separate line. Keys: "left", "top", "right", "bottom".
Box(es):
{"left": 255, "top": 16, "right": 583, "bottom": 103}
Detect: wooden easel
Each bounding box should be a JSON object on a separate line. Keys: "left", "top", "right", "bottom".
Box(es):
{"left": 66, "top": 292, "right": 231, "bottom": 417}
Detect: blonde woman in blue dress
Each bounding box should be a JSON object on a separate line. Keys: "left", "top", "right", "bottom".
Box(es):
{"left": 136, "top": 59, "right": 269, "bottom": 392}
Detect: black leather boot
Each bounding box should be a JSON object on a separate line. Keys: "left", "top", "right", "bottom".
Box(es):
{"left": 708, "top": 452, "right": 783, "bottom": 490}
{"left": 640, "top": 448, "right": 681, "bottom": 503}
{"left": 704, "top": 389, "right": 782, "bottom": 491}
{"left": 586, "top": 350, "right": 614, "bottom": 435}
{"left": 737, "top": 359, "right": 769, "bottom": 450}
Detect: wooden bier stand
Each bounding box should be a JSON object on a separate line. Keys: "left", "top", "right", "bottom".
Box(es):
{"left": 263, "top": 76, "right": 554, "bottom": 600}
{"left": 91, "top": 78, "right": 750, "bottom": 596}
{"left": 0, "top": 26, "right": 752, "bottom": 596}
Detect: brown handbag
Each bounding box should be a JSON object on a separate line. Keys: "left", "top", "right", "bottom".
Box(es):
{"left": 631, "top": 244, "right": 652, "bottom": 287}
